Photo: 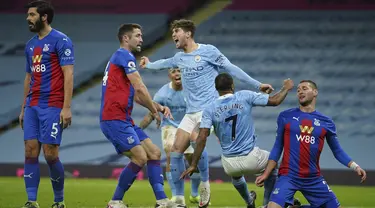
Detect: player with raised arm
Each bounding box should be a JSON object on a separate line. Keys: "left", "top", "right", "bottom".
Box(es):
{"left": 139, "top": 67, "right": 202, "bottom": 204}
{"left": 100, "top": 23, "right": 175, "bottom": 208}
{"left": 181, "top": 73, "right": 293, "bottom": 208}
{"left": 255, "top": 80, "right": 367, "bottom": 208}
{"left": 140, "top": 19, "right": 273, "bottom": 208}
{"left": 19, "top": 1, "right": 74, "bottom": 207}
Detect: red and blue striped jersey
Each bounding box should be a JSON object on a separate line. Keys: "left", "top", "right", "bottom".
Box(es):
{"left": 100, "top": 48, "right": 137, "bottom": 124}
{"left": 24, "top": 29, "right": 74, "bottom": 108}
{"left": 269, "top": 108, "right": 352, "bottom": 178}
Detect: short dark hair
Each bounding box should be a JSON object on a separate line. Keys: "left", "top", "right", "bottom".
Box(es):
{"left": 300, "top": 80, "right": 318, "bottom": 90}
{"left": 117, "top": 23, "right": 142, "bottom": 42}
{"left": 26, "top": 0, "right": 54, "bottom": 24}
{"left": 215, "top": 73, "right": 233, "bottom": 91}
{"left": 171, "top": 19, "right": 196, "bottom": 38}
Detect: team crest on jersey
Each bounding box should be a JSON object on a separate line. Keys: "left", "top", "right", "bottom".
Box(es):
{"left": 127, "top": 136, "right": 134, "bottom": 144}
{"left": 43, "top": 44, "right": 49, "bottom": 52}
{"left": 194, "top": 55, "right": 201, "bottom": 62}
{"left": 314, "top": 118, "right": 320, "bottom": 126}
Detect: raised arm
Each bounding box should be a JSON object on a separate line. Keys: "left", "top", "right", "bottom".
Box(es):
{"left": 209, "top": 45, "right": 273, "bottom": 92}
{"left": 140, "top": 56, "right": 176, "bottom": 71}
{"left": 266, "top": 79, "right": 294, "bottom": 106}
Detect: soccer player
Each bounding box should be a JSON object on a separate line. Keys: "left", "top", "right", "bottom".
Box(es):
{"left": 140, "top": 19, "right": 274, "bottom": 207}
{"left": 100, "top": 23, "right": 176, "bottom": 208}
{"left": 181, "top": 73, "right": 293, "bottom": 208}
{"left": 139, "top": 67, "right": 202, "bottom": 203}
{"left": 19, "top": 1, "right": 74, "bottom": 207}
{"left": 255, "top": 80, "right": 367, "bottom": 208}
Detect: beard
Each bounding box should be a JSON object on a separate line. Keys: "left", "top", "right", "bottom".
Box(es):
{"left": 28, "top": 18, "right": 44, "bottom": 32}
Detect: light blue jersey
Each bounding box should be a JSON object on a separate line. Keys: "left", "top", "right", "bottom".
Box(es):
{"left": 146, "top": 44, "right": 261, "bottom": 113}
{"left": 200, "top": 90, "right": 269, "bottom": 157}
{"left": 154, "top": 82, "right": 186, "bottom": 128}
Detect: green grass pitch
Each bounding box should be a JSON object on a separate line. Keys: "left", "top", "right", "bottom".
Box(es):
{"left": 0, "top": 177, "right": 374, "bottom": 207}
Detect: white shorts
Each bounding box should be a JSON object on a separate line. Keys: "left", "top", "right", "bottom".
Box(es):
{"left": 178, "top": 111, "right": 203, "bottom": 134}
{"left": 221, "top": 147, "right": 270, "bottom": 177}
{"left": 161, "top": 126, "right": 194, "bottom": 154}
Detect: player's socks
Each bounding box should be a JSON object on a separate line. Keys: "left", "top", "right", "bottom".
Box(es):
{"left": 170, "top": 152, "right": 185, "bottom": 197}
{"left": 147, "top": 160, "right": 168, "bottom": 200}
{"left": 190, "top": 172, "right": 200, "bottom": 197}
{"left": 232, "top": 176, "right": 254, "bottom": 205}
{"left": 24, "top": 157, "right": 40, "bottom": 202}
{"left": 166, "top": 171, "right": 176, "bottom": 197}
{"left": 263, "top": 169, "right": 277, "bottom": 205}
{"left": 47, "top": 157, "right": 65, "bottom": 202}
{"left": 191, "top": 142, "right": 209, "bottom": 183}
{"left": 112, "top": 162, "right": 142, "bottom": 200}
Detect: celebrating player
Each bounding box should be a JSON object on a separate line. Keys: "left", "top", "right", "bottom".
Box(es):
{"left": 139, "top": 67, "right": 202, "bottom": 204}
{"left": 140, "top": 19, "right": 273, "bottom": 207}
{"left": 99, "top": 23, "right": 175, "bottom": 208}
{"left": 181, "top": 73, "right": 294, "bottom": 208}
{"left": 255, "top": 80, "right": 367, "bottom": 208}
{"left": 19, "top": 1, "right": 74, "bottom": 207}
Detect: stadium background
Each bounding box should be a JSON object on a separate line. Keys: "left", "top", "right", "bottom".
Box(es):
{"left": 0, "top": 0, "right": 374, "bottom": 206}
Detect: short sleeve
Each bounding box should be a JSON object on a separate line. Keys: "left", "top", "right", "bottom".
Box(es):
{"left": 56, "top": 37, "right": 75, "bottom": 66}
{"left": 200, "top": 107, "right": 213, "bottom": 129}
{"left": 153, "top": 87, "right": 165, "bottom": 106}
{"left": 115, "top": 51, "right": 138, "bottom": 75}
{"left": 241, "top": 90, "right": 269, "bottom": 106}
{"left": 25, "top": 46, "right": 31, "bottom": 73}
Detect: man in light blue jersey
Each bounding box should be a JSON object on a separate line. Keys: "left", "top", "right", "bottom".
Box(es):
{"left": 140, "top": 19, "right": 273, "bottom": 208}
{"left": 139, "top": 68, "right": 202, "bottom": 204}
{"left": 181, "top": 73, "right": 294, "bottom": 208}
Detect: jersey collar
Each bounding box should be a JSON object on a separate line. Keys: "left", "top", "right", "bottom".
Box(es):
{"left": 218, "top": 93, "right": 234, "bottom": 100}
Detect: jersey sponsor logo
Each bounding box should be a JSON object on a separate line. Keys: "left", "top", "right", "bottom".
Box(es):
{"left": 214, "top": 54, "right": 225, "bottom": 66}
{"left": 299, "top": 125, "right": 314, "bottom": 134}
{"left": 296, "top": 134, "right": 316, "bottom": 144}
{"left": 32, "top": 55, "right": 43, "bottom": 63}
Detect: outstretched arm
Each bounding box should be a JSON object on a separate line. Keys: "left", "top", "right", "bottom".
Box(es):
{"left": 140, "top": 56, "right": 176, "bottom": 71}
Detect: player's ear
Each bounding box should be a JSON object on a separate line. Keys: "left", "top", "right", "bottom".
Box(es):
{"left": 313, "top": 89, "right": 318, "bottom": 97}
{"left": 41, "top": 14, "right": 48, "bottom": 22}
{"left": 186, "top": 31, "right": 191, "bottom": 38}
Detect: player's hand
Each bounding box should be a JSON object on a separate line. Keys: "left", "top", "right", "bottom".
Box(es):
{"left": 161, "top": 106, "right": 174, "bottom": 120}
{"left": 60, "top": 107, "right": 72, "bottom": 129}
{"left": 180, "top": 165, "right": 197, "bottom": 179}
{"left": 255, "top": 174, "right": 268, "bottom": 187}
{"left": 152, "top": 112, "right": 161, "bottom": 128}
{"left": 355, "top": 166, "right": 367, "bottom": 183}
{"left": 19, "top": 109, "right": 25, "bottom": 130}
{"left": 139, "top": 56, "right": 149, "bottom": 69}
{"left": 259, "top": 83, "right": 274, "bottom": 94}
{"left": 283, "top": 78, "right": 294, "bottom": 91}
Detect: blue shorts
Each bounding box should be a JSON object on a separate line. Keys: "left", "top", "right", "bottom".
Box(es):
{"left": 24, "top": 106, "right": 63, "bottom": 145}
{"left": 270, "top": 175, "right": 340, "bottom": 208}
{"left": 100, "top": 120, "right": 149, "bottom": 154}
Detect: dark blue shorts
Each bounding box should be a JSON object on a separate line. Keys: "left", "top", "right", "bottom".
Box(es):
{"left": 270, "top": 175, "right": 340, "bottom": 208}
{"left": 100, "top": 120, "right": 149, "bottom": 154}
{"left": 24, "top": 106, "right": 63, "bottom": 145}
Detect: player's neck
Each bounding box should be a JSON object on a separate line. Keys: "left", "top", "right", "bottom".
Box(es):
{"left": 183, "top": 40, "right": 198, "bottom": 53}
{"left": 120, "top": 44, "right": 131, "bottom": 52}
{"left": 299, "top": 105, "right": 315, "bottom": 113}
{"left": 172, "top": 83, "right": 182, "bottom": 91}
{"left": 37, "top": 25, "right": 52, "bottom": 40}
{"left": 219, "top": 91, "right": 233, "bottom": 96}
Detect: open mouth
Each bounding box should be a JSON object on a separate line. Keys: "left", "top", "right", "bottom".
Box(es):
{"left": 174, "top": 39, "right": 179, "bottom": 44}
{"left": 175, "top": 77, "right": 181, "bottom": 81}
